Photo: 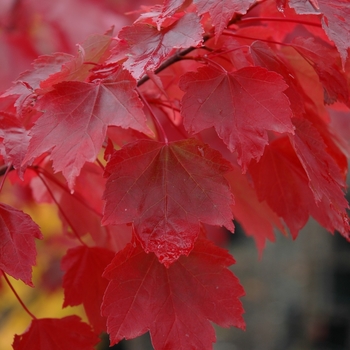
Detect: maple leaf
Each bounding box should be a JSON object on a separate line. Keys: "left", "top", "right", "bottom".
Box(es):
{"left": 289, "top": 118, "right": 350, "bottom": 239}
{"left": 156, "top": 0, "right": 190, "bottom": 17}
{"left": 249, "top": 40, "right": 306, "bottom": 117}
{"left": 23, "top": 67, "right": 151, "bottom": 189}
{"left": 194, "top": 0, "right": 256, "bottom": 38}
{"left": 0, "top": 113, "right": 30, "bottom": 175}
{"left": 1, "top": 1, "right": 350, "bottom": 348}
{"left": 102, "top": 138, "right": 234, "bottom": 266}
{"left": 2, "top": 33, "right": 114, "bottom": 102}
{"left": 137, "top": 0, "right": 190, "bottom": 28}
{"left": 248, "top": 136, "right": 314, "bottom": 238}
{"left": 226, "top": 167, "right": 285, "bottom": 255}
{"left": 61, "top": 246, "right": 115, "bottom": 333}
{"left": 180, "top": 65, "right": 294, "bottom": 170}
{"left": 289, "top": 0, "right": 350, "bottom": 66}
{"left": 12, "top": 316, "right": 100, "bottom": 350}
{"left": 40, "top": 33, "right": 115, "bottom": 89}
{"left": 291, "top": 118, "right": 347, "bottom": 203}
{"left": 1, "top": 53, "right": 73, "bottom": 98}
{"left": 290, "top": 37, "right": 350, "bottom": 107}
{"left": 101, "top": 238, "right": 245, "bottom": 349}
{"left": 0, "top": 203, "right": 42, "bottom": 286}
{"left": 29, "top": 160, "right": 132, "bottom": 250}
{"left": 116, "top": 13, "right": 203, "bottom": 79}
{"left": 0, "top": 53, "right": 73, "bottom": 119}
{"left": 311, "top": 111, "right": 349, "bottom": 178}
{"left": 249, "top": 126, "right": 350, "bottom": 239}
{"left": 38, "top": 162, "right": 107, "bottom": 242}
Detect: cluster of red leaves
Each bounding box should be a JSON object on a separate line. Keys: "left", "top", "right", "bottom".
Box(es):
{"left": 1, "top": 0, "right": 350, "bottom": 349}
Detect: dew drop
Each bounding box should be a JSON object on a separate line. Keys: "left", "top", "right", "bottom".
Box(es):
{"left": 276, "top": 0, "right": 287, "bottom": 13}
{"left": 277, "top": 4, "right": 284, "bottom": 12}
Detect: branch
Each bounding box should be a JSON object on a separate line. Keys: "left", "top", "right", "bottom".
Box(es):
{"left": 0, "top": 165, "right": 13, "bottom": 176}
{"left": 2, "top": 271, "right": 37, "bottom": 320}
{"left": 137, "top": 34, "right": 211, "bottom": 87}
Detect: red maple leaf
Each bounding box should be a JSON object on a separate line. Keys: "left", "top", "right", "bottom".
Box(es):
{"left": 226, "top": 167, "right": 285, "bottom": 254}
{"left": 1, "top": 53, "right": 73, "bottom": 98}
{"left": 115, "top": 13, "right": 203, "bottom": 79}
{"left": 101, "top": 238, "right": 245, "bottom": 350}
{"left": 289, "top": 0, "right": 350, "bottom": 66}
{"left": 23, "top": 67, "right": 151, "bottom": 189}
{"left": 249, "top": 128, "right": 350, "bottom": 239}
{"left": 1, "top": 32, "right": 114, "bottom": 109}
{"left": 0, "top": 203, "right": 42, "bottom": 286}
{"left": 1, "top": 0, "right": 350, "bottom": 348}
{"left": 180, "top": 65, "right": 294, "bottom": 170}
{"left": 0, "top": 52, "right": 73, "bottom": 120}
{"left": 290, "top": 118, "right": 350, "bottom": 239}
{"left": 0, "top": 113, "right": 30, "bottom": 175}
{"left": 194, "top": 0, "right": 256, "bottom": 38}
{"left": 290, "top": 37, "right": 349, "bottom": 106}
{"left": 30, "top": 160, "right": 132, "bottom": 250}
{"left": 35, "top": 162, "right": 107, "bottom": 243}
{"left": 40, "top": 32, "right": 115, "bottom": 89}
{"left": 61, "top": 246, "right": 115, "bottom": 333}
{"left": 249, "top": 40, "right": 306, "bottom": 117}
{"left": 102, "top": 138, "right": 234, "bottom": 266}
{"left": 12, "top": 316, "right": 100, "bottom": 350}
{"left": 249, "top": 136, "right": 314, "bottom": 238}
{"left": 137, "top": 0, "right": 189, "bottom": 28}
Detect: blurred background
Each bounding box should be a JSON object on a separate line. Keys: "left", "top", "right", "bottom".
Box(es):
{"left": 0, "top": 0, "right": 160, "bottom": 92}
{"left": 1, "top": 0, "right": 350, "bottom": 349}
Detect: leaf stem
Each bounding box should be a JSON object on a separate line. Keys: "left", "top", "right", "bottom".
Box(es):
{"left": 137, "top": 34, "right": 211, "bottom": 87}
{"left": 2, "top": 271, "right": 37, "bottom": 320}
{"left": 33, "top": 166, "right": 102, "bottom": 217}
{"left": 137, "top": 89, "right": 168, "bottom": 144}
{"left": 146, "top": 98, "right": 190, "bottom": 139}
{"left": 222, "top": 31, "right": 292, "bottom": 48}
{"left": 95, "top": 158, "right": 105, "bottom": 171}
{"left": 202, "top": 57, "right": 227, "bottom": 72}
{"left": 0, "top": 165, "right": 10, "bottom": 176}
{"left": 35, "top": 172, "right": 88, "bottom": 246}
{"left": 151, "top": 100, "right": 180, "bottom": 112}
{"left": 239, "top": 16, "right": 322, "bottom": 28}
{"left": 0, "top": 164, "right": 12, "bottom": 192}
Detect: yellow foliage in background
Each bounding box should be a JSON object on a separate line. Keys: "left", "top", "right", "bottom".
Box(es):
{"left": 0, "top": 188, "right": 87, "bottom": 350}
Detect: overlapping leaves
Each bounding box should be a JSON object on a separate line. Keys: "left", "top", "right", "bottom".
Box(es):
{"left": 102, "top": 238, "right": 245, "bottom": 349}
{"left": 115, "top": 13, "right": 203, "bottom": 79}
{"left": 61, "top": 246, "right": 115, "bottom": 333}
{"left": 180, "top": 65, "right": 294, "bottom": 170}
{"left": 0, "top": 0, "right": 350, "bottom": 349}
{"left": 23, "top": 68, "right": 151, "bottom": 189}
{"left": 103, "top": 138, "right": 234, "bottom": 265}
{"left": 288, "top": 0, "right": 350, "bottom": 65}
{"left": 194, "top": 0, "right": 256, "bottom": 38}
